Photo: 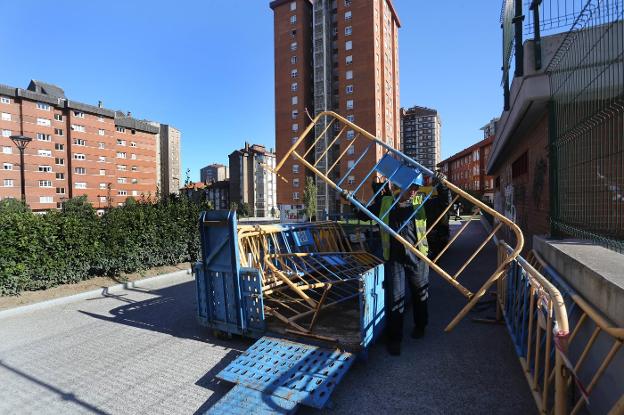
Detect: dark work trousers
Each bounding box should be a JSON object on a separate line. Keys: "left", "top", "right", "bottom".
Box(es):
{"left": 385, "top": 260, "right": 406, "bottom": 343}
{"left": 405, "top": 261, "right": 430, "bottom": 331}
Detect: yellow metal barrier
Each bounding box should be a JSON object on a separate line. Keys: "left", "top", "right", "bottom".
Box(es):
{"left": 274, "top": 111, "right": 524, "bottom": 331}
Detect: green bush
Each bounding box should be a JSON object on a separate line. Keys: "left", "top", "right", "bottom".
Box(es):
{"left": 0, "top": 195, "right": 209, "bottom": 296}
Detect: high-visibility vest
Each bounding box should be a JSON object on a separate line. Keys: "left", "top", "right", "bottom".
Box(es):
{"left": 379, "top": 195, "right": 429, "bottom": 261}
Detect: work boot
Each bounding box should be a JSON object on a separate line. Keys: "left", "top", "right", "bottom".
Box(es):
{"left": 411, "top": 326, "right": 425, "bottom": 339}
{"left": 386, "top": 341, "right": 401, "bottom": 356}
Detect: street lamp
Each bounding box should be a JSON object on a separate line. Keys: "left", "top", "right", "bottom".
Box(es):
{"left": 9, "top": 135, "right": 32, "bottom": 202}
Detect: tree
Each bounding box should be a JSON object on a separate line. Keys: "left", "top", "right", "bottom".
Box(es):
{"left": 303, "top": 177, "right": 317, "bottom": 221}
{"left": 237, "top": 202, "right": 251, "bottom": 218}
{"left": 184, "top": 168, "right": 192, "bottom": 187}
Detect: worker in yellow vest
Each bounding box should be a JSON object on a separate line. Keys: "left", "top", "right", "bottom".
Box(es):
{"left": 355, "top": 179, "right": 429, "bottom": 355}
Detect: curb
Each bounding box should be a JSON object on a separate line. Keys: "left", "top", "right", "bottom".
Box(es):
{"left": 0, "top": 268, "right": 193, "bottom": 320}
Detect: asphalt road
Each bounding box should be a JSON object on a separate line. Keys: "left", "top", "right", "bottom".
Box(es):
{"left": 0, "top": 220, "right": 534, "bottom": 414}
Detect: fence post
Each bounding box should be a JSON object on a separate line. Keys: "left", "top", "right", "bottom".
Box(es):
{"left": 530, "top": 0, "right": 542, "bottom": 70}
{"left": 554, "top": 345, "right": 568, "bottom": 415}
{"left": 547, "top": 100, "right": 559, "bottom": 238}
{"left": 513, "top": 0, "right": 524, "bottom": 77}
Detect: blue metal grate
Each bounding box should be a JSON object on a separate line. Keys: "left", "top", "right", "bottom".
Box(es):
{"left": 217, "top": 336, "right": 355, "bottom": 409}
{"left": 204, "top": 384, "right": 297, "bottom": 415}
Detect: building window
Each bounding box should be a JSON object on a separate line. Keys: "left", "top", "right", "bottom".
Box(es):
{"left": 348, "top": 160, "right": 355, "bottom": 168}
{"left": 344, "top": 0, "right": 352, "bottom": 6}
{"left": 36, "top": 102, "right": 50, "bottom": 111}
{"left": 130, "top": 154, "right": 136, "bottom": 160}
{"left": 291, "top": 96, "right": 298, "bottom": 105}
{"left": 98, "top": 116, "right": 104, "bottom": 122}
{"left": 345, "top": 10, "right": 352, "bottom": 20}
{"left": 345, "top": 40, "right": 352, "bottom": 50}
{"left": 40, "top": 196, "right": 53, "bottom": 204}
{"left": 99, "top": 183, "right": 107, "bottom": 189}
{"left": 290, "top": 41, "right": 297, "bottom": 51}
{"left": 292, "top": 164, "right": 300, "bottom": 173}
{"left": 74, "top": 139, "right": 86, "bottom": 146}
{"left": 346, "top": 115, "right": 354, "bottom": 122}
{"left": 98, "top": 129, "right": 105, "bottom": 136}
{"left": 118, "top": 165, "right": 127, "bottom": 171}
{"left": 3, "top": 179, "right": 14, "bottom": 187}
{"left": 291, "top": 82, "right": 298, "bottom": 91}
{"left": 71, "top": 124, "right": 85, "bottom": 132}
{"left": 512, "top": 152, "right": 528, "bottom": 178}
{"left": 118, "top": 190, "right": 127, "bottom": 196}
{"left": 75, "top": 182, "right": 87, "bottom": 189}
{"left": 117, "top": 139, "right": 126, "bottom": 146}
{"left": 55, "top": 158, "right": 64, "bottom": 165}
{"left": 348, "top": 176, "right": 355, "bottom": 185}
{"left": 345, "top": 26, "right": 352, "bottom": 36}
{"left": 292, "top": 192, "right": 300, "bottom": 200}
{"left": 2, "top": 130, "right": 11, "bottom": 137}
{"left": 130, "top": 141, "right": 136, "bottom": 148}
{"left": 290, "top": 56, "right": 297, "bottom": 64}
{"left": 54, "top": 114, "right": 63, "bottom": 121}
{"left": 38, "top": 149, "right": 52, "bottom": 157}
{"left": 74, "top": 167, "right": 86, "bottom": 175}
{"left": 0, "top": 97, "right": 10, "bottom": 104}
{"left": 346, "top": 130, "right": 355, "bottom": 139}
{"left": 346, "top": 85, "right": 353, "bottom": 94}
{"left": 38, "top": 165, "right": 52, "bottom": 173}
{"left": 56, "top": 172, "right": 64, "bottom": 180}
{"left": 291, "top": 110, "right": 298, "bottom": 119}
{"left": 73, "top": 110, "right": 85, "bottom": 118}
{"left": 98, "top": 142, "right": 105, "bottom": 149}
{"left": 1, "top": 112, "right": 11, "bottom": 121}
{"left": 347, "top": 146, "right": 355, "bottom": 155}
{"left": 99, "top": 196, "right": 107, "bottom": 202}
{"left": 39, "top": 180, "right": 53, "bottom": 188}
{"left": 292, "top": 123, "right": 298, "bottom": 132}
{"left": 132, "top": 178, "right": 138, "bottom": 184}
{"left": 346, "top": 55, "right": 352, "bottom": 65}
{"left": 131, "top": 166, "right": 138, "bottom": 172}
{"left": 54, "top": 128, "right": 63, "bottom": 136}
{"left": 116, "top": 126, "right": 125, "bottom": 133}
{"left": 118, "top": 177, "right": 127, "bottom": 184}
{"left": 74, "top": 153, "right": 86, "bottom": 160}
{"left": 56, "top": 187, "right": 65, "bottom": 194}
{"left": 116, "top": 152, "right": 127, "bottom": 159}
{"left": 346, "top": 70, "right": 353, "bottom": 80}
{"left": 3, "top": 163, "right": 13, "bottom": 170}
{"left": 346, "top": 99, "right": 354, "bottom": 110}
{"left": 290, "top": 1, "right": 296, "bottom": 11}
{"left": 290, "top": 69, "right": 298, "bottom": 78}
{"left": 98, "top": 156, "right": 105, "bottom": 162}
{"left": 36, "top": 133, "right": 51, "bottom": 142}
{"left": 290, "top": 15, "right": 297, "bottom": 24}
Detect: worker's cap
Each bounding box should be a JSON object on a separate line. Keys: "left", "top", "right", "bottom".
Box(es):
{"left": 412, "top": 173, "right": 424, "bottom": 187}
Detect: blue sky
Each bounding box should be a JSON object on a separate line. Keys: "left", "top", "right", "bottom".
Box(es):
{"left": 1, "top": 1, "right": 503, "bottom": 182}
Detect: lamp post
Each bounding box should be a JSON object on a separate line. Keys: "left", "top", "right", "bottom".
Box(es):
{"left": 9, "top": 135, "right": 32, "bottom": 202}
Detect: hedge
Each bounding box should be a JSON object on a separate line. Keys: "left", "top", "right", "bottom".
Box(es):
{"left": 0, "top": 195, "right": 209, "bottom": 296}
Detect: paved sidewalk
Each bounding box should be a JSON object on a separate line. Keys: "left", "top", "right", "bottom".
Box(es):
{"left": 0, "top": 220, "right": 534, "bottom": 414}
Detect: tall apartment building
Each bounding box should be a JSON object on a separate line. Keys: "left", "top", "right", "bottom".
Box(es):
{"left": 0, "top": 80, "right": 167, "bottom": 212}
{"left": 150, "top": 122, "right": 181, "bottom": 196}
{"left": 271, "top": 0, "right": 401, "bottom": 217}
{"left": 228, "top": 143, "right": 277, "bottom": 217}
{"left": 400, "top": 105, "right": 441, "bottom": 172}
{"left": 200, "top": 163, "right": 229, "bottom": 184}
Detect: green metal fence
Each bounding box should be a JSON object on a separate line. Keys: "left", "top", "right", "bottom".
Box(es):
{"left": 501, "top": 0, "right": 623, "bottom": 252}
{"left": 547, "top": 0, "right": 623, "bottom": 253}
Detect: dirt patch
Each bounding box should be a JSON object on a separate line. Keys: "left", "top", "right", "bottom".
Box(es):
{"left": 0, "top": 263, "right": 192, "bottom": 311}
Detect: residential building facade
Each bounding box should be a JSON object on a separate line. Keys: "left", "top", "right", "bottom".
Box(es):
{"left": 205, "top": 179, "right": 230, "bottom": 210}
{"left": 200, "top": 163, "right": 228, "bottom": 184}
{"left": 270, "top": 0, "right": 401, "bottom": 217}
{"left": 438, "top": 135, "right": 495, "bottom": 203}
{"left": 151, "top": 122, "right": 181, "bottom": 196}
{"left": 228, "top": 142, "right": 277, "bottom": 217}
{"left": 400, "top": 105, "right": 441, "bottom": 172}
{"left": 0, "top": 80, "right": 162, "bottom": 212}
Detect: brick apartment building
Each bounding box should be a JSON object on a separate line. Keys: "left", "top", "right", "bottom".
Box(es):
{"left": 0, "top": 80, "right": 178, "bottom": 212}
{"left": 438, "top": 133, "right": 495, "bottom": 203}
{"left": 229, "top": 142, "right": 277, "bottom": 217}
{"left": 200, "top": 163, "right": 228, "bottom": 184}
{"left": 271, "top": 0, "right": 401, "bottom": 217}
{"left": 400, "top": 105, "right": 441, "bottom": 172}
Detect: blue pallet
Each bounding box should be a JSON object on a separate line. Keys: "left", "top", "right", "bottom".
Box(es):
{"left": 217, "top": 336, "right": 355, "bottom": 410}
{"left": 204, "top": 384, "right": 297, "bottom": 415}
